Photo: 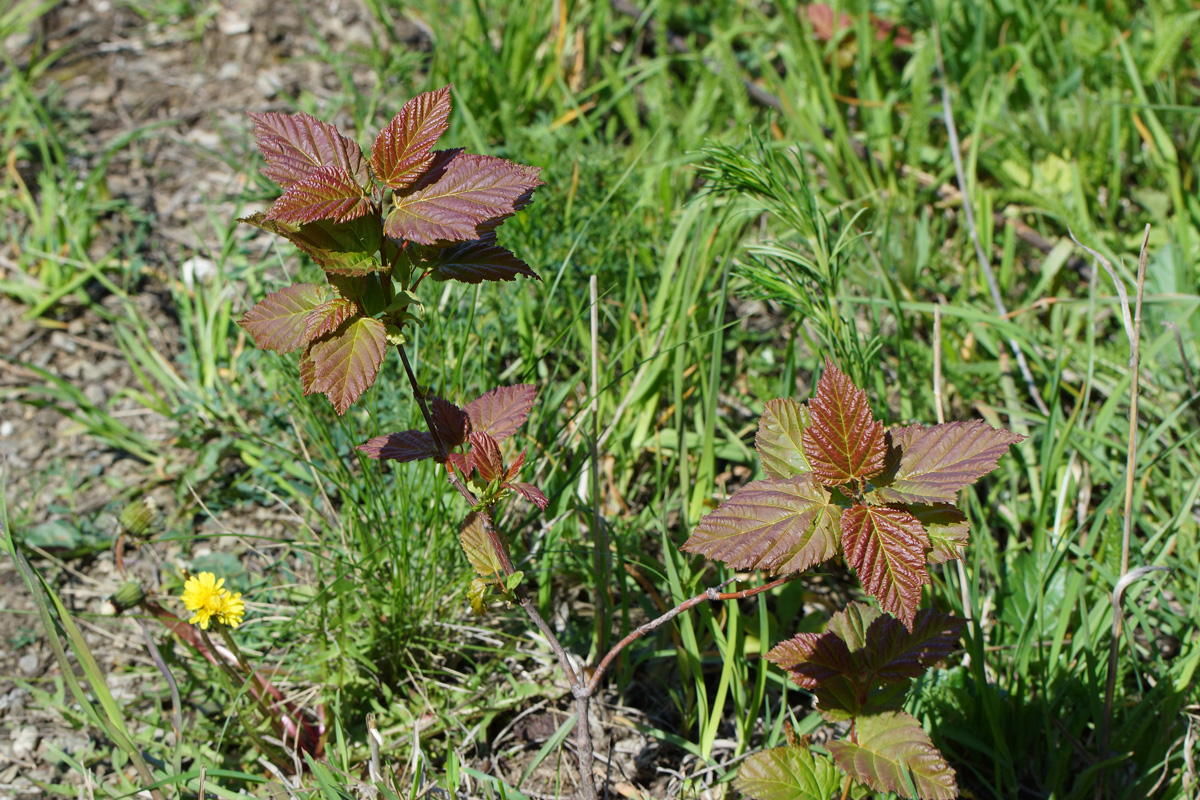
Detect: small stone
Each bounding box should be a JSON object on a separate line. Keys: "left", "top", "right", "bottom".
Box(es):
{"left": 11, "top": 726, "right": 38, "bottom": 760}
{"left": 181, "top": 257, "right": 217, "bottom": 289}
{"left": 0, "top": 421, "right": 13, "bottom": 437}
{"left": 217, "top": 7, "right": 252, "bottom": 35}
{"left": 17, "top": 653, "right": 38, "bottom": 676}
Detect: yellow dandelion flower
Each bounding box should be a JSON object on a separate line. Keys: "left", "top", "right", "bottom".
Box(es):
{"left": 216, "top": 591, "right": 245, "bottom": 628}
{"left": 181, "top": 572, "right": 237, "bottom": 630}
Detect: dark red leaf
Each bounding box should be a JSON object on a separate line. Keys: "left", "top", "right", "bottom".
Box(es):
{"left": 266, "top": 165, "right": 371, "bottom": 225}
{"left": 248, "top": 111, "right": 368, "bottom": 189}
{"left": 840, "top": 504, "right": 929, "bottom": 628}
{"left": 239, "top": 283, "right": 331, "bottom": 353}
{"left": 384, "top": 153, "right": 543, "bottom": 244}
{"left": 505, "top": 448, "right": 528, "bottom": 482}
{"left": 469, "top": 431, "right": 503, "bottom": 482}
{"left": 866, "top": 610, "right": 965, "bottom": 683}
{"left": 430, "top": 395, "right": 469, "bottom": 450}
{"left": 305, "top": 316, "right": 387, "bottom": 414}
{"left": 357, "top": 430, "right": 438, "bottom": 462}
{"left": 803, "top": 358, "right": 886, "bottom": 485}
{"left": 446, "top": 451, "right": 473, "bottom": 477}
{"left": 874, "top": 420, "right": 1025, "bottom": 503}
{"left": 511, "top": 482, "right": 549, "bottom": 510}
{"left": 427, "top": 235, "right": 540, "bottom": 283}
{"left": 464, "top": 384, "right": 537, "bottom": 441}
{"left": 765, "top": 632, "right": 856, "bottom": 689}
{"left": 680, "top": 475, "right": 839, "bottom": 575}
{"left": 756, "top": 397, "right": 812, "bottom": 479}
{"left": 827, "top": 711, "right": 957, "bottom": 800}
{"left": 370, "top": 86, "right": 453, "bottom": 190}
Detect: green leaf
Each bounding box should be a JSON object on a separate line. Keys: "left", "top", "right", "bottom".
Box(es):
{"left": 239, "top": 283, "right": 331, "bottom": 353}
{"left": 827, "top": 711, "right": 957, "bottom": 800}
{"left": 803, "top": 358, "right": 886, "bottom": 486}
{"left": 680, "top": 474, "right": 839, "bottom": 575}
{"left": 460, "top": 512, "right": 502, "bottom": 577}
{"left": 240, "top": 214, "right": 384, "bottom": 276}
{"left": 840, "top": 504, "right": 929, "bottom": 628}
{"left": 505, "top": 571, "right": 524, "bottom": 592}
{"left": 735, "top": 745, "right": 841, "bottom": 800}
{"left": 756, "top": 398, "right": 812, "bottom": 479}
{"left": 907, "top": 504, "right": 969, "bottom": 564}
{"left": 874, "top": 420, "right": 1025, "bottom": 504}
{"left": 304, "top": 316, "right": 387, "bottom": 414}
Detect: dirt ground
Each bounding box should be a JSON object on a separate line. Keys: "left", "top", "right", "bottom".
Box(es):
{"left": 0, "top": 3, "right": 698, "bottom": 796}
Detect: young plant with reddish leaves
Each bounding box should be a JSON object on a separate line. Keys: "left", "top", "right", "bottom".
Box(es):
{"left": 683, "top": 358, "right": 1023, "bottom": 800}
{"left": 238, "top": 85, "right": 543, "bottom": 414}
{"left": 235, "top": 90, "right": 1022, "bottom": 800}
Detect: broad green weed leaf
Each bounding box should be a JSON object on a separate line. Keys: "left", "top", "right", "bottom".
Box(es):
{"left": 385, "top": 153, "right": 543, "bottom": 244}
{"left": 266, "top": 165, "right": 371, "bottom": 224}
{"left": 249, "top": 110, "right": 368, "bottom": 189}
{"left": 303, "top": 298, "right": 358, "bottom": 344}
{"left": 803, "top": 358, "right": 886, "bottom": 485}
{"left": 827, "top": 711, "right": 957, "bottom": 800}
{"left": 464, "top": 384, "right": 537, "bottom": 441}
{"left": 874, "top": 420, "right": 1025, "bottom": 504}
{"left": 239, "top": 283, "right": 331, "bottom": 353}
{"left": 735, "top": 745, "right": 841, "bottom": 800}
{"left": 370, "top": 86, "right": 452, "bottom": 190}
{"left": 756, "top": 397, "right": 812, "bottom": 479}
{"left": 841, "top": 504, "right": 929, "bottom": 628}
{"left": 305, "top": 316, "right": 386, "bottom": 414}
{"left": 680, "top": 474, "right": 839, "bottom": 575}
{"left": 427, "top": 235, "right": 540, "bottom": 283}
{"left": 460, "top": 512, "right": 502, "bottom": 576}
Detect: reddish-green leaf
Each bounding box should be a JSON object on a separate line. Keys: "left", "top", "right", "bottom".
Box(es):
{"left": 504, "top": 448, "right": 527, "bottom": 482}
{"left": 464, "top": 384, "right": 537, "bottom": 441}
{"left": 384, "top": 153, "right": 543, "bottom": 245}
{"left": 803, "top": 358, "right": 886, "bottom": 485}
{"left": 266, "top": 165, "right": 371, "bottom": 225}
{"left": 431, "top": 396, "right": 469, "bottom": 450}
{"left": 841, "top": 504, "right": 929, "bottom": 628}
{"left": 756, "top": 398, "right": 812, "bottom": 479}
{"left": 827, "top": 711, "right": 958, "bottom": 800}
{"left": 866, "top": 610, "right": 965, "bottom": 683}
{"left": 826, "top": 601, "right": 882, "bottom": 652}
{"left": 239, "top": 283, "right": 331, "bottom": 353}
{"left": 460, "top": 512, "right": 502, "bottom": 577}
{"left": 735, "top": 746, "right": 841, "bottom": 800}
{"left": 511, "top": 482, "right": 549, "bottom": 510}
{"left": 303, "top": 299, "right": 358, "bottom": 344}
{"left": 299, "top": 349, "right": 317, "bottom": 395}
{"left": 469, "top": 432, "right": 503, "bottom": 482}
{"left": 427, "top": 235, "right": 540, "bottom": 284}
{"left": 357, "top": 430, "right": 437, "bottom": 463}
{"left": 875, "top": 420, "right": 1025, "bottom": 504}
{"left": 248, "top": 111, "right": 368, "bottom": 189}
{"left": 908, "top": 504, "right": 970, "bottom": 564}
{"left": 240, "top": 213, "right": 383, "bottom": 276}
{"left": 370, "top": 86, "right": 452, "bottom": 190}
{"left": 681, "top": 474, "right": 839, "bottom": 575}
{"left": 765, "top": 631, "right": 856, "bottom": 689}
{"left": 305, "top": 316, "right": 387, "bottom": 414}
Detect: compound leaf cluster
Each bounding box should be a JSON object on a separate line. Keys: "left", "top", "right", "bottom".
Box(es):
{"left": 683, "top": 357, "right": 1022, "bottom": 628}
{"left": 238, "top": 87, "right": 543, "bottom": 414}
